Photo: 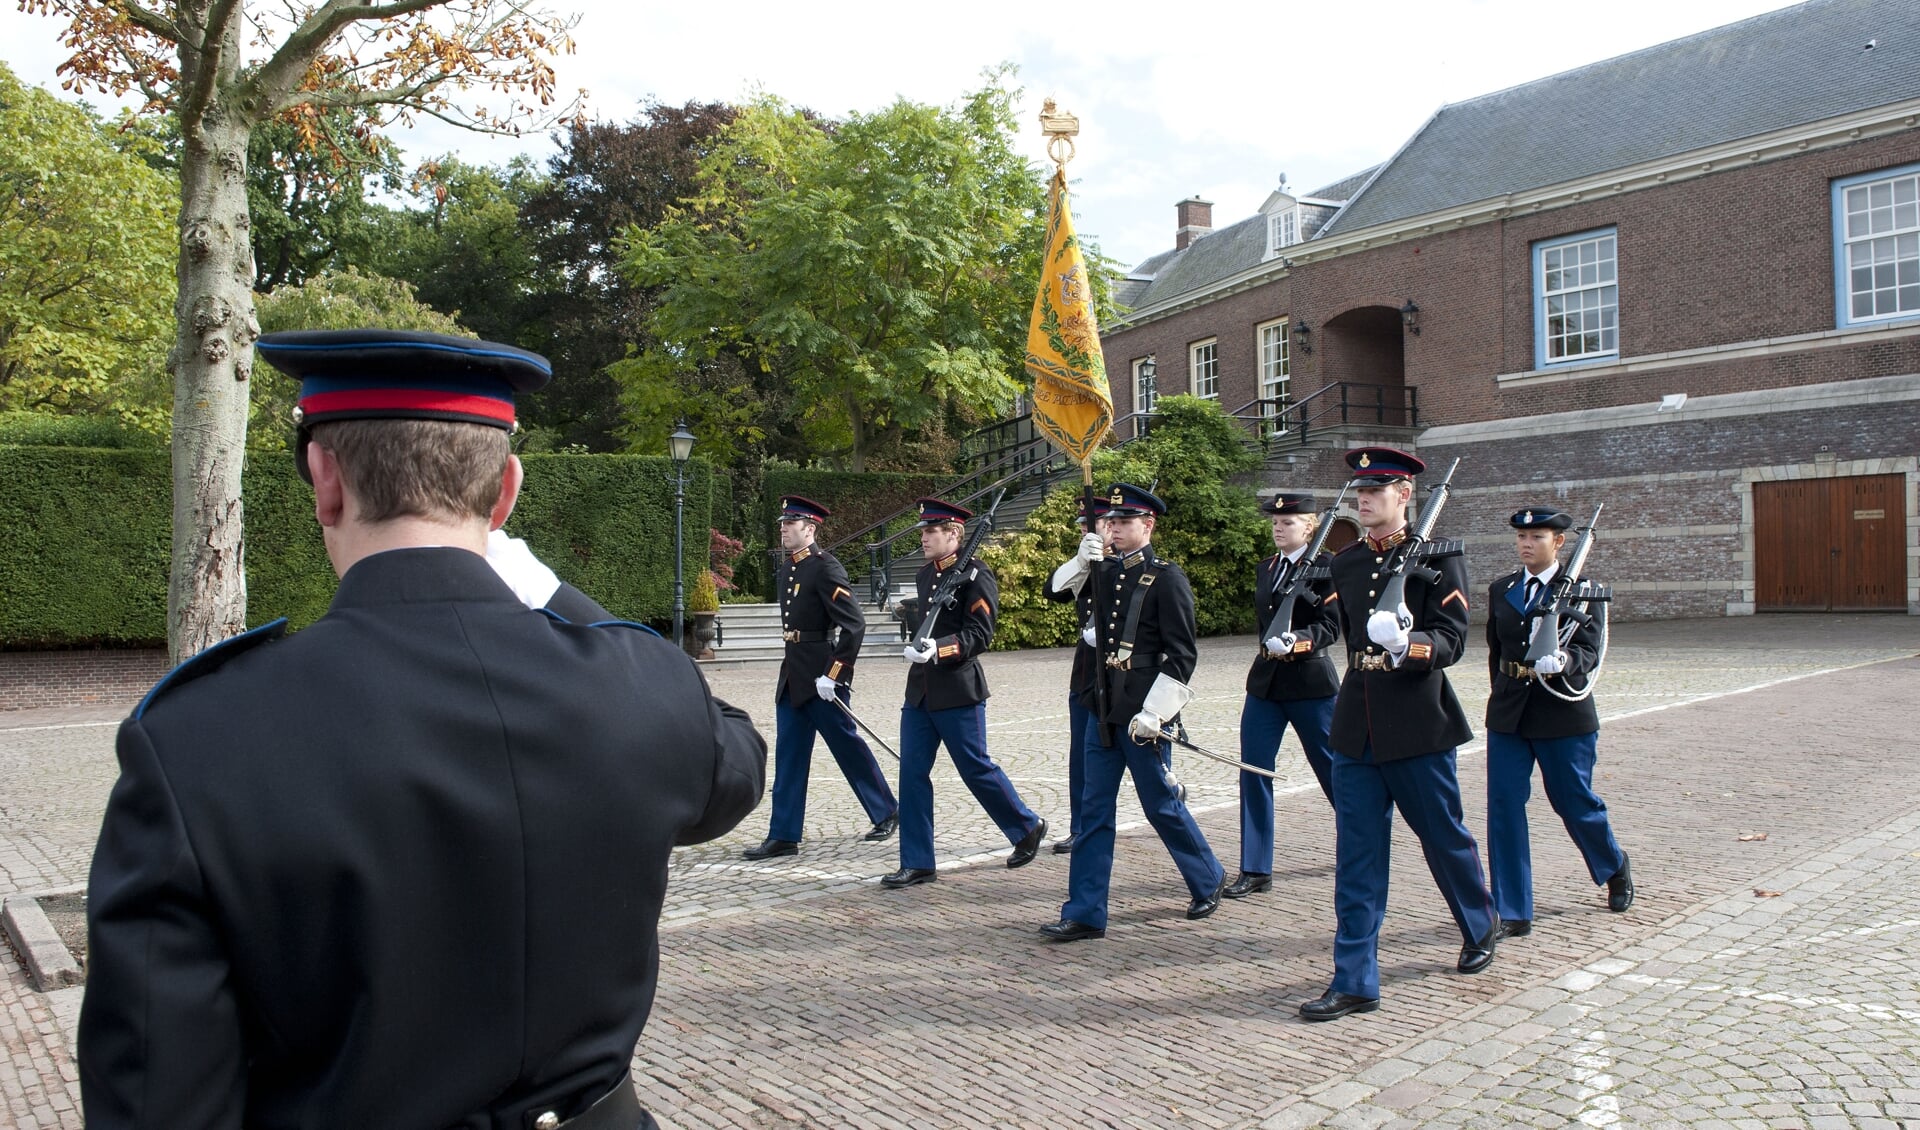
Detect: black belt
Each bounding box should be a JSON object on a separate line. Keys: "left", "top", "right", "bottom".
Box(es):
{"left": 782, "top": 630, "right": 829, "bottom": 643}
{"left": 523, "top": 1076, "right": 649, "bottom": 1130}
{"left": 1103, "top": 652, "right": 1162, "bottom": 671}
{"left": 1349, "top": 652, "right": 1393, "bottom": 672}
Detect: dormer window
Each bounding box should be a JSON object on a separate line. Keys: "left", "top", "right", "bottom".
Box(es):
{"left": 1269, "top": 208, "right": 1298, "bottom": 253}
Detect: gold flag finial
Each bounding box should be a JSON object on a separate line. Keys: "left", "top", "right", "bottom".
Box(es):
{"left": 1039, "top": 98, "right": 1080, "bottom": 169}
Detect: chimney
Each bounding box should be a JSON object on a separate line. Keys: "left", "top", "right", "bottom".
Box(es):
{"left": 1175, "top": 196, "right": 1213, "bottom": 250}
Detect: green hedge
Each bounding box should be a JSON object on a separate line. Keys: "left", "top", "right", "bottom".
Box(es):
{"left": 754, "top": 468, "right": 950, "bottom": 596}
{"left": 0, "top": 445, "right": 713, "bottom": 647}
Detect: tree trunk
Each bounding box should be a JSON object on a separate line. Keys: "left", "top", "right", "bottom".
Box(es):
{"left": 167, "top": 76, "right": 258, "bottom": 662}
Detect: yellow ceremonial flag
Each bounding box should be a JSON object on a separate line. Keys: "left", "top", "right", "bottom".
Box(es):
{"left": 1025, "top": 169, "right": 1112, "bottom": 464}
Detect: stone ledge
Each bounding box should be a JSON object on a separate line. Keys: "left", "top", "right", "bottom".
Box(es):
{"left": 3, "top": 891, "right": 82, "bottom": 992}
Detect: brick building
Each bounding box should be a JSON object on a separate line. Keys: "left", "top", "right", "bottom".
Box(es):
{"left": 1103, "top": 0, "right": 1920, "bottom": 618}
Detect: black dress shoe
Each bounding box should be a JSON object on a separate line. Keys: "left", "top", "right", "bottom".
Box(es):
{"left": 1186, "top": 879, "right": 1226, "bottom": 920}
{"left": 1298, "top": 988, "right": 1380, "bottom": 1022}
{"left": 879, "top": 867, "right": 937, "bottom": 889}
{"left": 1457, "top": 927, "right": 1498, "bottom": 974}
{"left": 742, "top": 838, "right": 798, "bottom": 861}
{"left": 862, "top": 814, "right": 899, "bottom": 842}
{"left": 1038, "top": 918, "right": 1105, "bottom": 942}
{"left": 1607, "top": 854, "right": 1635, "bottom": 912}
{"left": 1051, "top": 833, "right": 1078, "bottom": 855}
{"left": 1496, "top": 918, "right": 1532, "bottom": 939}
{"left": 1008, "top": 817, "right": 1048, "bottom": 868}
{"left": 1222, "top": 872, "right": 1272, "bottom": 899}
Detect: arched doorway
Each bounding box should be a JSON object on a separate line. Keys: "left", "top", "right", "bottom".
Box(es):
{"left": 1320, "top": 305, "right": 1413, "bottom": 426}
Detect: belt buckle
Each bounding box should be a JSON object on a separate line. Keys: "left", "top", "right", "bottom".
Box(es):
{"left": 782, "top": 630, "right": 798, "bottom": 642}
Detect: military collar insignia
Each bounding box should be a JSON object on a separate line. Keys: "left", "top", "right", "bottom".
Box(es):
{"left": 1365, "top": 528, "right": 1409, "bottom": 552}
{"left": 788, "top": 546, "right": 812, "bottom": 564}
{"left": 1358, "top": 452, "right": 1371, "bottom": 468}
{"left": 1123, "top": 549, "right": 1146, "bottom": 568}
{"left": 936, "top": 552, "right": 959, "bottom": 571}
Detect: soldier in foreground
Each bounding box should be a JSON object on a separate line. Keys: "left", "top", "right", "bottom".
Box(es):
{"left": 1041, "top": 495, "right": 1112, "bottom": 855}
{"left": 1484, "top": 506, "right": 1633, "bottom": 940}
{"left": 1300, "top": 448, "right": 1497, "bottom": 1021}
{"left": 1228, "top": 492, "right": 1341, "bottom": 899}
{"left": 80, "top": 329, "right": 766, "bottom": 1130}
{"left": 1041, "top": 484, "right": 1225, "bottom": 942}
{"left": 743, "top": 495, "right": 899, "bottom": 860}
{"left": 883, "top": 497, "right": 1048, "bottom": 889}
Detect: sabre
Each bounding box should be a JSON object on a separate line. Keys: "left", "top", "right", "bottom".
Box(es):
{"left": 1156, "top": 725, "right": 1285, "bottom": 780}
{"left": 831, "top": 693, "right": 901, "bottom": 762}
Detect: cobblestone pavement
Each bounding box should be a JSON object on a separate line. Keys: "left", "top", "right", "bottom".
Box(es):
{"left": 1, "top": 613, "right": 1914, "bottom": 1127}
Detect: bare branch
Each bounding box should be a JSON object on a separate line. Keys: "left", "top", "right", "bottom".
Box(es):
{"left": 116, "top": 1, "right": 183, "bottom": 44}
{"left": 179, "top": 0, "right": 249, "bottom": 128}
{"left": 246, "top": 0, "right": 446, "bottom": 109}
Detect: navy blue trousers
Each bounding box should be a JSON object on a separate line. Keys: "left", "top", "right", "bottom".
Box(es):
{"left": 767, "top": 690, "right": 898, "bottom": 842}
{"left": 1236, "top": 693, "right": 1336, "bottom": 874}
{"left": 1486, "top": 729, "right": 1626, "bottom": 921}
{"left": 1061, "top": 716, "right": 1224, "bottom": 930}
{"left": 1065, "top": 692, "right": 1091, "bottom": 839}
{"left": 898, "top": 702, "right": 1040, "bottom": 871}
{"left": 1329, "top": 743, "right": 1496, "bottom": 999}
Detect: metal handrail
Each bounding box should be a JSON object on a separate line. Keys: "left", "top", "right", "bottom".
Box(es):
{"left": 817, "top": 429, "right": 1060, "bottom": 564}
{"left": 857, "top": 410, "right": 1157, "bottom": 605}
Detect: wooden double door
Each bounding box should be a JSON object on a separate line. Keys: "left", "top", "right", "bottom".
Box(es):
{"left": 1753, "top": 474, "right": 1908, "bottom": 611}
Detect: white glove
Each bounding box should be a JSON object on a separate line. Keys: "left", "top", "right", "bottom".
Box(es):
{"left": 1076, "top": 531, "right": 1106, "bottom": 565}
{"left": 1367, "top": 606, "right": 1411, "bottom": 654}
{"left": 1129, "top": 712, "right": 1163, "bottom": 743}
{"left": 1264, "top": 632, "right": 1296, "bottom": 656}
{"left": 1533, "top": 651, "right": 1566, "bottom": 676}
{"left": 485, "top": 529, "right": 561, "bottom": 610}
{"left": 814, "top": 675, "right": 841, "bottom": 700}
{"left": 1081, "top": 625, "right": 1098, "bottom": 647}
{"left": 904, "top": 640, "right": 936, "bottom": 664}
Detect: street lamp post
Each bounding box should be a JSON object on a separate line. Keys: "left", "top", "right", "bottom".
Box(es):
{"left": 1137, "top": 355, "right": 1157, "bottom": 437}
{"left": 668, "top": 419, "right": 696, "bottom": 649}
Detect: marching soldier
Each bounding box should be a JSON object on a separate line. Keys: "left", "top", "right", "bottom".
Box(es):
{"left": 743, "top": 496, "right": 900, "bottom": 860}
{"left": 1041, "top": 484, "right": 1226, "bottom": 942}
{"left": 1485, "top": 506, "right": 1633, "bottom": 938}
{"left": 82, "top": 329, "right": 766, "bottom": 1129}
{"left": 1228, "top": 492, "right": 1341, "bottom": 899}
{"left": 1041, "top": 495, "right": 1112, "bottom": 855}
{"left": 882, "top": 497, "right": 1048, "bottom": 888}
{"left": 1299, "top": 447, "right": 1497, "bottom": 1021}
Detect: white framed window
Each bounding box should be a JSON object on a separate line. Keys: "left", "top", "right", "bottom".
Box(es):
{"left": 1834, "top": 162, "right": 1920, "bottom": 326}
{"left": 1256, "top": 319, "right": 1289, "bottom": 414}
{"left": 1189, "top": 338, "right": 1219, "bottom": 399}
{"left": 1534, "top": 228, "right": 1618, "bottom": 367}
{"left": 1268, "top": 208, "right": 1298, "bottom": 254}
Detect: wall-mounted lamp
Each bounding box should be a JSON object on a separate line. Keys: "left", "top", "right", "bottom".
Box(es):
{"left": 1292, "top": 320, "right": 1313, "bottom": 355}
{"left": 1399, "top": 300, "right": 1421, "bottom": 336}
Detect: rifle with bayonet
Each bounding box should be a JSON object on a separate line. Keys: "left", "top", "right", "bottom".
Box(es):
{"left": 1522, "top": 503, "right": 1611, "bottom": 663}
{"left": 1263, "top": 484, "right": 1351, "bottom": 653}
{"left": 1374, "top": 457, "right": 1463, "bottom": 629}
{"left": 910, "top": 488, "right": 1007, "bottom": 650}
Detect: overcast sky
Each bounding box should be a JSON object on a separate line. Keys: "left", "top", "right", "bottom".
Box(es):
{"left": 2, "top": 0, "right": 1802, "bottom": 268}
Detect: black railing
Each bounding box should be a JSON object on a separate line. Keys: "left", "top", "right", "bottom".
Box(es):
{"left": 1224, "top": 382, "right": 1418, "bottom": 449}
{"left": 852, "top": 411, "right": 1156, "bottom": 606}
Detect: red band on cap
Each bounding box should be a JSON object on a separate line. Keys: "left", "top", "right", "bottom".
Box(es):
{"left": 299, "top": 388, "right": 515, "bottom": 425}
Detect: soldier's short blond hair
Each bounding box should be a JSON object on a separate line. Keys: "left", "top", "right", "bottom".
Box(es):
{"left": 309, "top": 418, "right": 509, "bottom": 523}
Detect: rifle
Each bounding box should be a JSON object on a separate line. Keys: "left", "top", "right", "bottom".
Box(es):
{"left": 1081, "top": 481, "right": 1117, "bottom": 748}
{"left": 1263, "top": 484, "right": 1351, "bottom": 649}
{"left": 910, "top": 488, "right": 1007, "bottom": 650}
{"left": 1523, "top": 503, "right": 1612, "bottom": 663}
{"left": 1374, "top": 458, "right": 1462, "bottom": 628}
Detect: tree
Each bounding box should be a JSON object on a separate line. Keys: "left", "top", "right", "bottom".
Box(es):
{"left": 0, "top": 62, "right": 176, "bottom": 434}
{"left": 516, "top": 101, "right": 736, "bottom": 450}
{"left": 24, "top": 0, "right": 582, "bottom": 660}
{"left": 617, "top": 71, "right": 1055, "bottom": 473}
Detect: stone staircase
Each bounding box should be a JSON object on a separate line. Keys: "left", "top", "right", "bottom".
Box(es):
{"left": 697, "top": 600, "right": 914, "bottom": 666}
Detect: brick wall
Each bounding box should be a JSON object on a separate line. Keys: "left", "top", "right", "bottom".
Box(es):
{"left": 1105, "top": 129, "right": 1920, "bottom": 430}
{"left": 0, "top": 649, "right": 168, "bottom": 712}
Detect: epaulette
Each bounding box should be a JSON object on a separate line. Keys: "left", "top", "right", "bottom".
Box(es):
{"left": 1415, "top": 538, "right": 1465, "bottom": 559}
{"left": 135, "top": 618, "right": 289, "bottom": 720}
{"left": 1333, "top": 540, "right": 1368, "bottom": 557}
{"left": 585, "top": 618, "right": 667, "bottom": 640}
